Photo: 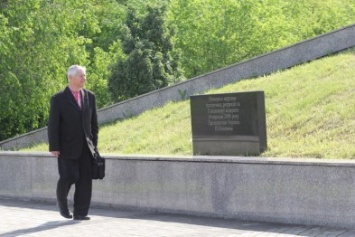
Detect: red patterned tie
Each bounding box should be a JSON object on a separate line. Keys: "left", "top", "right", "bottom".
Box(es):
{"left": 73, "top": 91, "right": 81, "bottom": 108}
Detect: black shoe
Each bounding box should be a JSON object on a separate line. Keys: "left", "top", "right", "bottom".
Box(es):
{"left": 60, "top": 209, "right": 73, "bottom": 219}
{"left": 73, "top": 216, "right": 90, "bottom": 221}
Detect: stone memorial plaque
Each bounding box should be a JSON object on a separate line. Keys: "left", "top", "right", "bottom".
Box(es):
{"left": 190, "top": 91, "right": 267, "bottom": 156}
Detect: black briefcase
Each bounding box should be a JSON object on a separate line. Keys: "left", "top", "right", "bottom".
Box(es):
{"left": 92, "top": 151, "right": 105, "bottom": 180}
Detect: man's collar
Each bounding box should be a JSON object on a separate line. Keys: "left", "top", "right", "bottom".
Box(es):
{"left": 68, "top": 86, "right": 82, "bottom": 93}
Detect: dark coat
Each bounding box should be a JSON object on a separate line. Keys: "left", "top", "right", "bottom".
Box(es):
{"left": 48, "top": 86, "right": 98, "bottom": 159}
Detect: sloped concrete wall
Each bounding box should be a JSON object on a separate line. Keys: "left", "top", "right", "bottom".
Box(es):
{"left": 1, "top": 24, "right": 355, "bottom": 150}
{"left": 1, "top": 151, "right": 354, "bottom": 230}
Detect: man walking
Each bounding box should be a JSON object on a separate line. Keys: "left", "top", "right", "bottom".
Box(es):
{"left": 48, "top": 65, "right": 99, "bottom": 220}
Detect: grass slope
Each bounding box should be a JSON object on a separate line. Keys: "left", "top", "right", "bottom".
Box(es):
{"left": 23, "top": 50, "right": 355, "bottom": 159}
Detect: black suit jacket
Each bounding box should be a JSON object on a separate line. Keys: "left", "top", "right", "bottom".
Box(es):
{"left": 48, "top": 86, "right": 98, "bottom": 159}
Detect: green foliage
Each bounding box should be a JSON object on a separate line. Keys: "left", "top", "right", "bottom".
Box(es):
{"left": 166, "top": 0, "right": 355, "bottom": 78}
{"left": 0, "top": 0, "right": 124, "bottom": 140}
{"left": 76, "top": 1, "right": 126, "bottom": 107}
{"left": 108, "top": 4, "right": 184, "bottom": 102}
{"left": 0, "top": 0, "right": 91, "bottom": 140}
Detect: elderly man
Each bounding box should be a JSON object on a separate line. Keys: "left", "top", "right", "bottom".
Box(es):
{"left": 48, "top": 65, "right": 99, "bottom": 220}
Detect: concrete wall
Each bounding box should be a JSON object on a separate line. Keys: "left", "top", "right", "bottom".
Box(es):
{"left": 1, "top": 24, "right": 355, "bottom": 150}
{"left": 1, "top": 151, "right": 354, "bottom": 230}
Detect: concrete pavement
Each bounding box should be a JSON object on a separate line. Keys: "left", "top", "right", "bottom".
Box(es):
{"left": 0, "top": 198, "right": 354, "bottom": 237}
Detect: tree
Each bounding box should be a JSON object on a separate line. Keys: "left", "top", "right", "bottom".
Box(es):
{"left": 0, "top": 0, "right": 94, "bottom": 140}
{"left": 108, "top": 4, "right": 184, "bottom": 102}
{"left": 166, "top": 0, "right": 355, "bottom": 79}
{"left": 0, "top": 0, "right": 127, "bottom": 140}
{"left": 79, "top": 1, "right": 126, "bottom": 107}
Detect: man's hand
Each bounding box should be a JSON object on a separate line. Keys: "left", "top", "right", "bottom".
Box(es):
{"left": 51, "top": 151, "right": 60, "bottom": 158}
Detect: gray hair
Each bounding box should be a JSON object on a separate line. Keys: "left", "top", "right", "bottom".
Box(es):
{"left": 67, "top": 65, "right": 86, "bottom": 78}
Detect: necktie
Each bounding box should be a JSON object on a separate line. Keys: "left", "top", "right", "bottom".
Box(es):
{"left": 73, "top": 91, "right": 81, "bottom": 108}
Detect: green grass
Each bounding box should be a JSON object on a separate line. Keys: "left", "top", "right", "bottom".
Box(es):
{"left": 22, "top": 50, "right": 355, "bottom": 159}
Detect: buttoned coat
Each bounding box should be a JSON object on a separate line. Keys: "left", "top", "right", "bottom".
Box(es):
{"left": 48, "top": 86, "right": 98, "bottom": 159}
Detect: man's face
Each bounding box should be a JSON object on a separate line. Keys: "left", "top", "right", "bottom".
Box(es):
{"left": 69, "top": 69, "right": 86, "bottom": 89}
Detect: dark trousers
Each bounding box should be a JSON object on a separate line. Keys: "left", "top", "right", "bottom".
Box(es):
{"left": 56, "top": 146, "right": 92, "bottom": 216}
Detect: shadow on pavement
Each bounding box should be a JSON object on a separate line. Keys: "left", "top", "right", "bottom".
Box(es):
{"left": 0, "top": 220, "right": 78, "bottom": 237}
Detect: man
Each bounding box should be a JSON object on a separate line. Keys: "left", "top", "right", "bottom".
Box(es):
{"left": 48, "top": 65, "right": 99, "bottom": 221}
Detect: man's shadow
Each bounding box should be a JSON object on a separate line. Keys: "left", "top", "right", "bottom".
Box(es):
{"left": 0, "top": 220, "right": 78, "bottom": 237}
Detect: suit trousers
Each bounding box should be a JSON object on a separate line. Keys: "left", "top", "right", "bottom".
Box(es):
{"left": 56, "top": 145, "right": 93, "bottom": 217}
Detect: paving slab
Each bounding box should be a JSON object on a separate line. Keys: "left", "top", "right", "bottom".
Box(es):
{"left": 0, "top": 198, "right": 354, "bottom": 237}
